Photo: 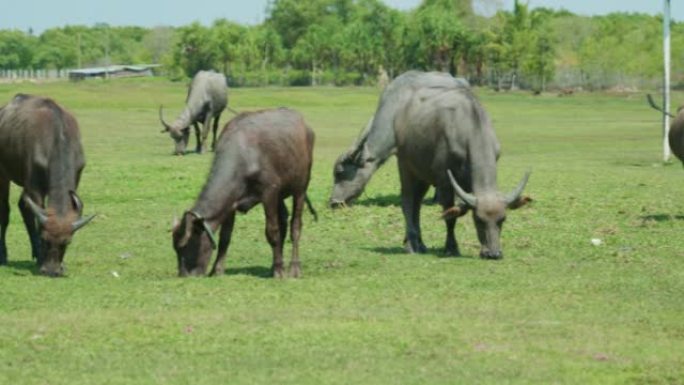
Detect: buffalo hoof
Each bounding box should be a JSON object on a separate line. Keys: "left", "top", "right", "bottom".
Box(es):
{"left": 289, "top": 262, "right": 301, "bottom": 278}
{"left": 404, "top": 241, "right": 427, "bottom": 254}
{"left": 443, "top": 247, "right": 461, "bottom": 257}
{"left": 39, "top": 264, "right": 65, "bottom": 277}
{"left": 272, "top": 266, "right": 285, "bottom": 279}
{"left": 480, "top": 252, "right": 503, "bottom": 260}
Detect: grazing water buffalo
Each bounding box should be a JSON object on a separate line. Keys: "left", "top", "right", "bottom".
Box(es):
{"left": 159, "top": 70, "right": 230, "bottom": 155}
{"left": 334, "top": 70, "right": 531, "bottom": 258}
{"left": 172, "top": 108, "right": 316, "bottom": 278}
{"left": 647, "top": 94, "right": 684, "bottom": 164}
{"left": 0, "top": 94, "right": 95, "bottom": 276}
{"left": 330, "top": 71, "right": 469, "bottom": 206}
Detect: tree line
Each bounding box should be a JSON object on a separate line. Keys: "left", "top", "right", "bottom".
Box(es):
{"left": 0, "top": 0, "right": 681, "bottom": 91}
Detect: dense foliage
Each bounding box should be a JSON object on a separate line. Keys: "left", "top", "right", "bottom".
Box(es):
{"left": 0, "top": 0, "right": 680, "bottom": 90}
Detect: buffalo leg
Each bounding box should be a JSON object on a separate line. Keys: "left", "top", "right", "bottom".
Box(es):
{"left": 438, "top": 187, "right": 461, "bottom": 256}
{"left": 192, "top": 123, "right": 201, "bottom": 153}
{"left": 211, "top": 113, "right": 222, "bottom": 151}
{"left": 0, "top": 180, "right": 9, "bottom": 265}
{"left": 199, "top": 115, "right": 212, "bottom": 154}
{"left": 263, "top": 193, "right": 285, "bottom": 278}
{"left": 399, "top": 164, "right": 429, "bottom": 253}
{"left": 209, "top": 212, "right": 236, "bottom": 276}
{"left": 289, "top": 193, "right": 305, "bottom": 278}
{"left": 18, "top": 192, "right": 41, "bottom": 263}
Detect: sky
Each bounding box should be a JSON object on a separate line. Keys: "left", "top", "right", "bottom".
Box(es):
{"left": 0, "top": 0, "right": 679, "bottom": 34}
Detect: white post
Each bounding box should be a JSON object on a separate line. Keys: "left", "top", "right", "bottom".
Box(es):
{"left": 664, "top": 0, "right": 672, "bottom": 162}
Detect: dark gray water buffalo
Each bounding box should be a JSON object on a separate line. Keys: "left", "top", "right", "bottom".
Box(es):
{"left": 333, "top": 70, "right": 531, "bottom": 258}
{"left": 172, "top": 108, "right": 316, "bottom": 278}
{"left": 159, "top": 70, "right": 229, "bottom": 155}
{"left": 0, "top": 94, "right": 95, "bottom": 276}
{"left": 330, "top": 71, "right": 469, "bottom": 206}
{"left": 647, "top": 94, "right": 684, "bottom": 164}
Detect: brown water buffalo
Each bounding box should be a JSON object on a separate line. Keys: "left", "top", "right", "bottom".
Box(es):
{"left": 0, "top": 94, "right": 95, "bottom": 276}
{"left": 172, "top": 108, "right": 316, "bottom": 278}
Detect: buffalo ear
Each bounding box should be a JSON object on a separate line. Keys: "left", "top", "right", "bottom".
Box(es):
{"left": 441, "top": 205, "right": 469, "bottom": 220}
{"left": 69, "top": 191, "right": 84, "bottom": 214}
{"left": 171, "top": 216, "right": 180, "bottom": 232}
{"left": 176, "top": 214, "right": 194, "bottom": 248}
{"left": 508, "top": 196, "right": 533, "bottom": 210}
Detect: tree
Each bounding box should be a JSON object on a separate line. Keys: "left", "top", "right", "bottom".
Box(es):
{"left": 266, "top": 0, "right": 332, "bottom": 49}
{"left": 174, "top": 22, "right": 217, "bottom": 77}
{"left": 405, "top": 1, "right": 466, "bottom": 72}
{"left": 292, "top": 22, "right": 337, "bottom": 85}
{"left": 143, "top": 26, "right": 176, "bottom": 64}
{"left": 0, "top": 30, "right": 35, "bottom": 70}
{"left": 212, "top": 19, "right": 245, "bottom": 76}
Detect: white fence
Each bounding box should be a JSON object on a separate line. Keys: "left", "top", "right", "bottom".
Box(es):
{"left": 0, "top": 69, "right": 74, "bottom": 81}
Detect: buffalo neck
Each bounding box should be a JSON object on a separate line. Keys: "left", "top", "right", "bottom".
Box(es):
{"left": 468, "top": 123, "right": 499, "bottom": 195}
{"left": 191, "top": 148, "right": 245, "bottom": 230}
{"left": 46, "top": 127, "right": 79, "bottom": 216}
{"left": 172, "top": 107, "right": 194, "bottom": 130}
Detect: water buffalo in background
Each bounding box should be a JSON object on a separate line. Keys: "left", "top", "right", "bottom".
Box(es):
{"left": 172, "top": 108, "right": 316, "bottom": 278}
{"left": 159, "top": 70, "right": 231, "bottom": 155}
{"left": 333, "top": 70, "right": 531, "bottom": 258}
{"left": 647, "top": 93, "right": 684, "bottom": 164}
{"left": 0, "top": 94, "right": 95, "bottom": 276}
{"left": 330, "top": 71, "right": 469, "bottom": 206}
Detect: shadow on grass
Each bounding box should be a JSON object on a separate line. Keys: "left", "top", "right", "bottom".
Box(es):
{"left": 224, "top": 265, "right": 273, "bottom": 279}
{"left": 640, "top": 213, "right": 684, "bottom": 222}
{"left": 3, "top": 260, "right": 40, "bottom": 276}
{"left": 354, "top": 192, "right": 440, "bottom": 208}
{"left": 354, "top": 194, "right": 401, "bottom": 207}
{"left": 364, "top": 246, "right": 475, "bottom": 259}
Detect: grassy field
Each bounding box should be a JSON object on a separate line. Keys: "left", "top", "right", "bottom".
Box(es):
{"left": 0, "top": 78, "right": 683, "bottom": 384}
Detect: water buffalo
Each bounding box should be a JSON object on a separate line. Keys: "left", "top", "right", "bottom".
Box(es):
{"left": 159, "top": 70, "right": 230, "bottom": 155}
{"left": 172, "top": 108, "right": 316, "bottom": 278}
{"left": 330, "top": 71, "right": 469, "bottom": 206}
{"left": 647, "top": 93, "right": 684, "bottom": 164}
{"left": 333, "top": 70, "right": 531, "bottom": 258}
{"left": 0, "top": 94, "right": 95, "bottom": 276}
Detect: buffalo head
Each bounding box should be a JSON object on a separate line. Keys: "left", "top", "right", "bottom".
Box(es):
{"left": 159, "top": 105, "right": 189, "bottom": 155}
{"left": 172, "top": 211, "right": 217, "bottom": 277}
{"left": 329, "top": 140, "right": 377, "bottom": 208}
{"left": 23, "top": 192, "right": 95, "bottom": 277}
{"left": 447, "top": 170, "right": 531, "bottom": 259}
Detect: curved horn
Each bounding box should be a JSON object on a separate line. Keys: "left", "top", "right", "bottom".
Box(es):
{"left": 23, "top": 195, "right": 48, "bottom": 224}
{"left": 201, "top": 220, "right": 217, "bottom": 250}
{"left": 504, "top": 170, "right": 532, "bottom": 206}
{"left": 159, "top": 105, "right": 172, "bottom": 133}
{"left": 72, "top": 214, "right": 96, "bottom": 232}
{"left": 447, "top": 170, "right": 477, "bottom": 207}
{"left": 188, "top": 211, "right": 217, "bottom": 250}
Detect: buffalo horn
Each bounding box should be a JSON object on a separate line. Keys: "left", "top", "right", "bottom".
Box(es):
{"left": 447, "top": 170, "right": 477, "bottom": 207}
{"left": 72, "top": 214, "right": 96, "bottom": 232}
{"left": 23, "top": 195, "right": 48, "bottom": 225}
{"left": 504, "top": 171, "right": 532, "bottom": 206}
{"left": 159, "top": 105, "right": 172, "bottom": 133}
{"left": 188, "top": 211, "right": 217, "bottom": 250}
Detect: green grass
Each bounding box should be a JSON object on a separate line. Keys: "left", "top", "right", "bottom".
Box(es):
{"left": 0, "top": 78, "right": 683, "bottom": 384}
